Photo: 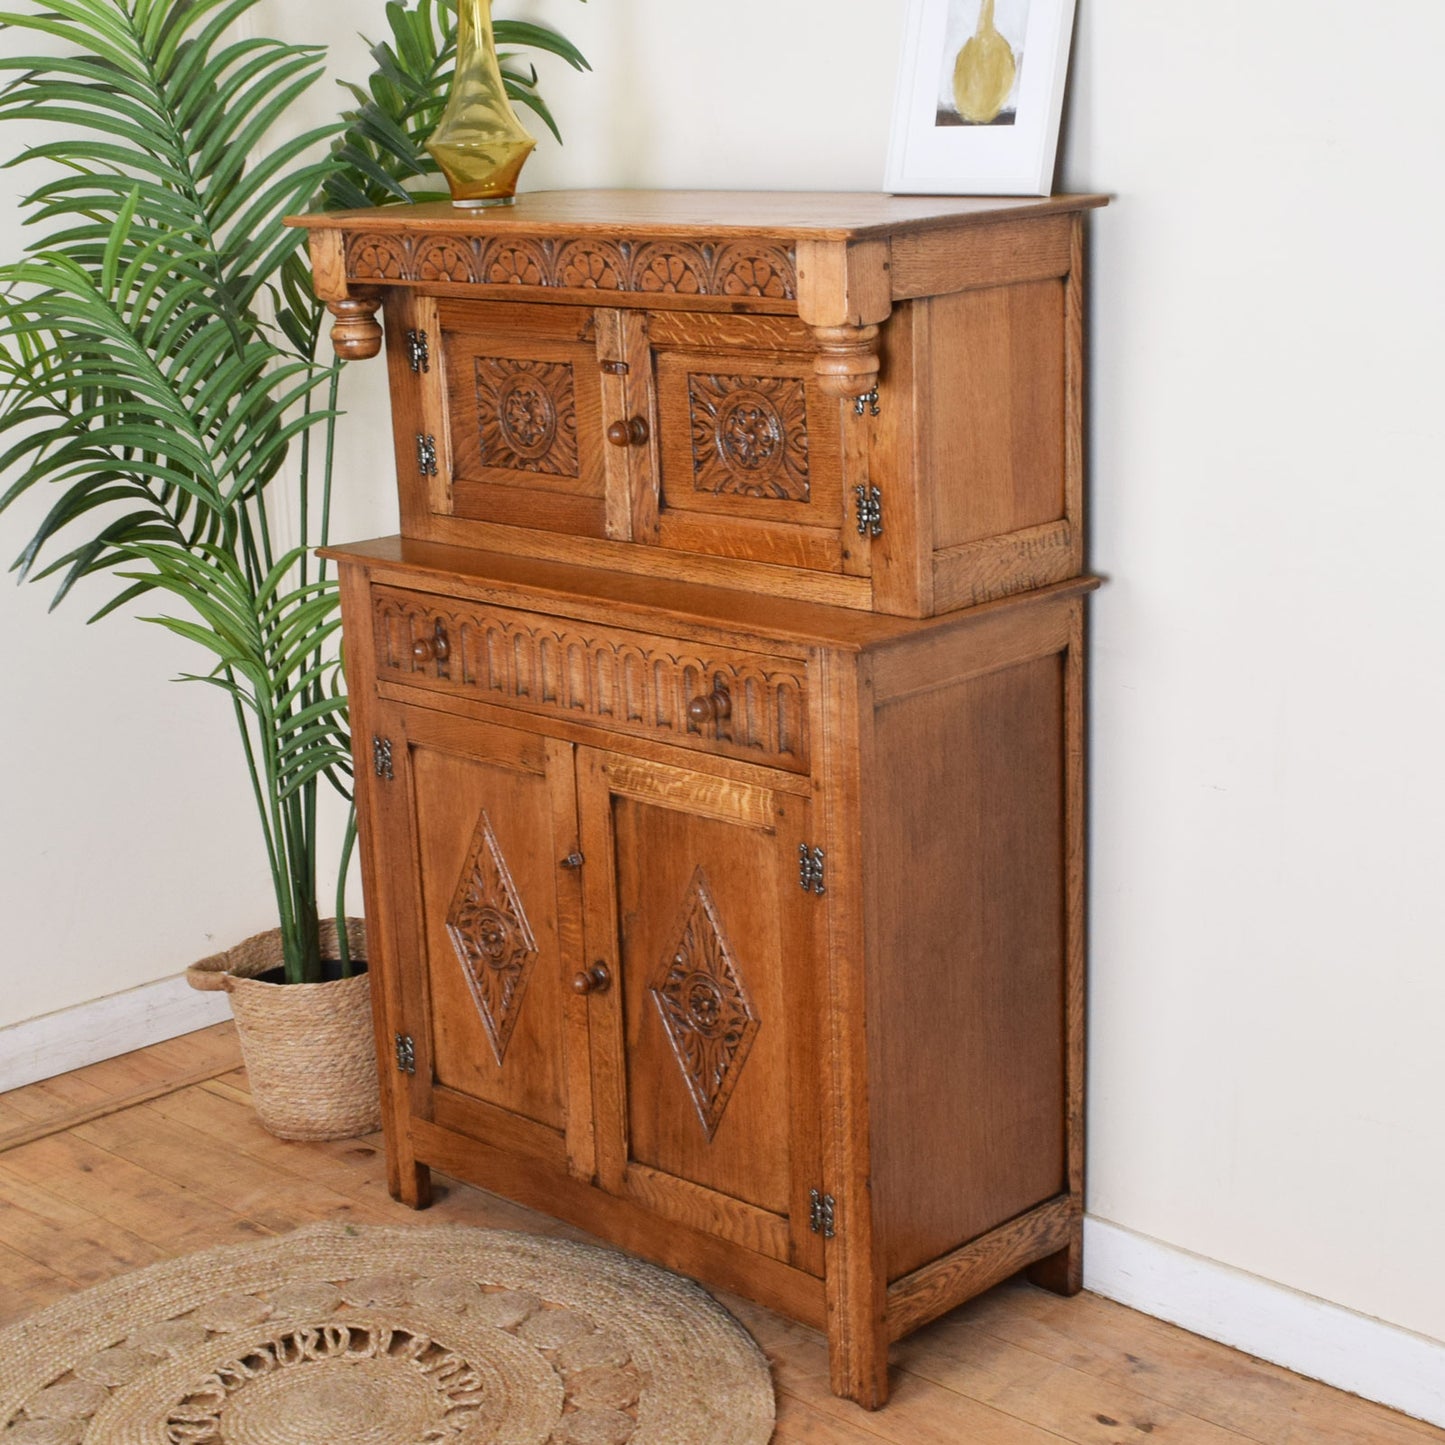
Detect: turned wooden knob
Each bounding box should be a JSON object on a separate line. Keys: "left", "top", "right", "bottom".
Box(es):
{"left": 687, "top": 681, "right": 732, "bottom": 726}
{"left": 412, "top": 623, "right": 450, "bottom": 664}
{"left": 573, "top": 963, "right": 612, "bottom": 996}
{"left": 606, "top": 416, "right": 649, "bottom": 448}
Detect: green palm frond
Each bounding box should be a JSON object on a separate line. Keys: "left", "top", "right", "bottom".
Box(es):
{"left": 0, "top": 0, "right": 586, "bottom": 982}
{"left": 0, "top": 0, "right": 340, "bottom": 310}
{"left": 0, "top": 222, "right": 335, "bottom": 606}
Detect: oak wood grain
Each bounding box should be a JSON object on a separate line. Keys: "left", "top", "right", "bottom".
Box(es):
{"left": 889, "top": 214, "right": 1074, "bottom": 299}
{"left": 886, "top": 1198, "right": 1079, "bottom": 1343}
{"left": 291, "top": 190, "right": 1107, "bottom": 245}
{"left": 303, "top": 196, "right": 1100, "bottom": 615}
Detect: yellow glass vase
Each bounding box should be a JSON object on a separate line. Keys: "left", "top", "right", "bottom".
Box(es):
{"left": 426, "top": 0, "right": 537, "bottom": 208}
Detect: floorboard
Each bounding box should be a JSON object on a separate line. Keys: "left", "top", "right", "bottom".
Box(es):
{"left": 0, "top": 1034, "right": 1440, "bottom": 1444}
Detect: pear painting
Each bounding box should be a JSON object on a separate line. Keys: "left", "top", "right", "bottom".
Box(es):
{"left": 937, "top": 0, "right": 1030, "bottom": 127}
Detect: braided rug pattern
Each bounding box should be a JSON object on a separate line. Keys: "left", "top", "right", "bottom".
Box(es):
{"left": 0, "top": 1224, "right": 774, "bottom": 1444}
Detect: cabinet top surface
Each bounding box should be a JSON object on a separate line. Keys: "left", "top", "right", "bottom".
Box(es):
{"left": 290, "top": 189, "right": 1107, "bottom": 242}
{"left": 325, "top": 536, "right": 1100, "bottom": 653}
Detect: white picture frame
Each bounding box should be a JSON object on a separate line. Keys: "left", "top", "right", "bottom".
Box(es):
{"left": 885, "top": 0, "right": 1077, "bottom": 196}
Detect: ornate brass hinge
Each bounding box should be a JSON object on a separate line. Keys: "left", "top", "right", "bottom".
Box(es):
{"left": 798, "top": 844, "right": 826, "bottom": 895}
{"left": 853, "top": 387, "right": 880, "bottom": 418}
{"left": 406, "top": 328, "right": 431, "bottom": 374}
{"left": 809, "top": 1189, "right": 837, "bottom": 1238}
{"left": 854, "top": 484, "right": 883, "bottom": 538}
{"left": 395, "top": 1034, "right": 416, "bottom": 1074}
{"left": 373, "top": 736, "right": 394, "bottom": 781}
{"left": 417, "top": 434, "right": 438, "bottom": 477}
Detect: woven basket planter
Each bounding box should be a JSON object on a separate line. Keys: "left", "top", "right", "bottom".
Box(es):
{"left": 186, "top": 918, "right": 381, "bottom": 1142}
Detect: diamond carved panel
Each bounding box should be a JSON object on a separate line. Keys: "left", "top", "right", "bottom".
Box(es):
{"left": 650, "top": 867, "right": 760, "bottom": 1140}
{"left": 445, "top": 809, "right": 539, "bottom": 1065}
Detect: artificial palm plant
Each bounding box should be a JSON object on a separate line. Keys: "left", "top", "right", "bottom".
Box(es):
{"left": 0, "top": 0, "right": 586, "bottom": 983}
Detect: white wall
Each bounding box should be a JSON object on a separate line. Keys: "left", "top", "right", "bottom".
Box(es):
{"left": 2, "top": 0, "right": 1441, "bottom": 1387}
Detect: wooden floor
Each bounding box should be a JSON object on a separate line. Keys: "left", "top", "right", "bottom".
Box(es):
{"left": 0, "top": 1027, "right": 1438, "bottom": 1444}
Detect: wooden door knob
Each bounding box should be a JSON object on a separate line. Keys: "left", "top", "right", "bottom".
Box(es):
{"left": 687, "top": 682, "right": 732, "bottom": 725}
{"left": 606, "top": 416, "right": 649, "bottom": 448}
{"left": 573, "top": 963, "right": 612, "bottom": 996}
{"left": 412, "top": 622, "right": 450, "bottom": 663}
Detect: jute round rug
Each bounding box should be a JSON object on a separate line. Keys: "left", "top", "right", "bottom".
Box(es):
{"left": 0, "top": 1223, "right": 775, "bottom": 1444}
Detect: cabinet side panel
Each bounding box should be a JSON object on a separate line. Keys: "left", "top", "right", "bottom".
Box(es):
{"left": 926, "top": 282, "right": 1066, "bottom": 551}
{"left": 867, "top": 650, "right": 1067, "bottom": 1284}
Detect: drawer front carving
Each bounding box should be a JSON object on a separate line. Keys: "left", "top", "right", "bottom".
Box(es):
{"left": 373, "top": 589, "right": 810, "bottom": 773}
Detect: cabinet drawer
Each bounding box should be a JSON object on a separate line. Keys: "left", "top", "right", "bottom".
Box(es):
{"left": 371, "top": 587, "right": 810, "bottom": 773}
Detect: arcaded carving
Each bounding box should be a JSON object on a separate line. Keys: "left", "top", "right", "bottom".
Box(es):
{"left": 373, "top": 596, "right": 809, "bottom": 773}
{"left": 629, "top": 242, "right": 707, "bottom": 295}
{"left": 474, "top": 357, "right": 579, "bottom": 477}
{"left": 479, "top": 239, "right": 549, "bottom": 287}
{"left": 555, "top": 238, "right": 627, "bottom": 290}
{"left": 713, "top": 243, "right": 795, "bottom": 301}
{"left": 343, "top": 231, "right": 797, "bottom": 300}
{"left": 414, "top": 234, "right": 477, "bottom": 283}
{"left": 345, "top": 233, "right": 408, "bottom": 280}
{"left": 446, "top": 809, "right": 539, "bottom": 1065}
{"left": 688, "top": 374, "right": 811, "bottom": 501}
{"left": 651, "top": 868, "right": 760, "bottom": 1140}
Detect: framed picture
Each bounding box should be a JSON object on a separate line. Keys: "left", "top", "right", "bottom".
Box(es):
{"left": 885, "top": 0, "right": 1077, "bottom": 196}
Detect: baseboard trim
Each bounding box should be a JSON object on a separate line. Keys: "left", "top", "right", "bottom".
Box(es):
{"left": 1084, "top": 1216, "right": 1445, "bottom": 1429}
{"left": 0, "top": 976, "right": 232, "bottom": 1094}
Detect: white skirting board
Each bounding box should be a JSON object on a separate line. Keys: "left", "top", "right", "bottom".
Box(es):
{"left": 1085, "top": 1216, "right": 1445, "bottom": 1429}
{"left": 0, "top": 976, "right": 233, "bottom": 1095}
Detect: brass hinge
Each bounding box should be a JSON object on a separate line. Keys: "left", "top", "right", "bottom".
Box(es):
{"left": 853, "top": 387, "right": 880, "bottom": 418}
{"left": 809, "top": 1189, "right": 836, "bottom": 1239}
{"left": 395, "top": 1034, "right": 416, "bottom": 1074}
{"left": 406, "top": 328, "right": 430, "bottom": 374}
{"left": 854, "top": 484, "right": 883, "bottom": 538}
{"left": 798, "top": 844, "right": 825, "bottom": 895}
{"left": 417, "top": 434, "right": 438, "bottom": 477}
{"left": 373, "top": 736, "right": 394, "bottom": 781}
{"left": 599, "top": 359, "right": 629, "bottom": 375}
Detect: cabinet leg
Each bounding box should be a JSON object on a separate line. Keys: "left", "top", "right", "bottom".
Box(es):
{"left": 829, "top": 1322, "right": 890, "bottom": 1410}
{"left": 1027, "top": 1229, "right": 1084, "bottom": 1296}
{"left": 392, "top": 1160, "right": 433, "bottom": 1210}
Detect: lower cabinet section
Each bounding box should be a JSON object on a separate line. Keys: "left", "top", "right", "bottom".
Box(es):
{"left": 341, "top": 546, "right": 1094, "bottom": 1409}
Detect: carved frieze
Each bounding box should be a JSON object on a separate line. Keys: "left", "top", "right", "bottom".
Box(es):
{"left": 651, "top": 868, "right": 760, "bottom": 1140}
{"left": 446, "top": 809, "right": 539, "bottom": 1065}
{"left": 344, "top": 232, "right": 797, "bottom": 301}
{"left": 473, "top": 357, "right": 579, "bottom": 477}
{"left": 687, "top": 373, "right": 811, "bottom": 501}
{"left": 373, "top": 594, "right": 810, "bottom": 773}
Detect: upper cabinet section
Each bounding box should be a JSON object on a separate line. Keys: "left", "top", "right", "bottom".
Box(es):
{"left": 293, "top": 191, "right": 1106, "bottom": 617}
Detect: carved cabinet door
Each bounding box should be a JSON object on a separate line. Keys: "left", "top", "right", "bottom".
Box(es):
{"left": 574, "top": 747, "right": 827, "bottom": 1277}
{"left": 370, "top": 700, "right": 596, "bottom": 1181}
{"left": 635, "top": 311, "right": 862, "bottom": 579}
{"left": 431, "top": 299, "right": 615, "bottom": 540}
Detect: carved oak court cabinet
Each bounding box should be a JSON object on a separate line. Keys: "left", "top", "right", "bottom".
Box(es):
{"left": 297, "top": 191, "right": 1105, "bottom": 1409}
